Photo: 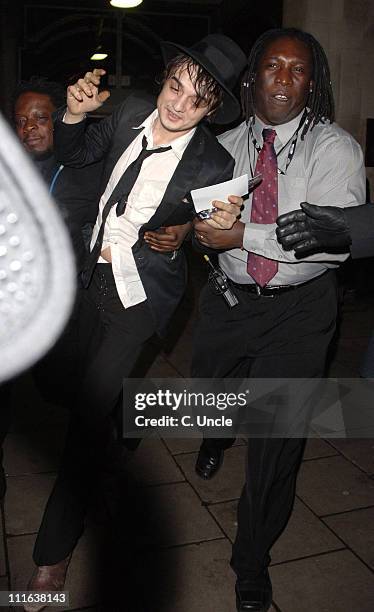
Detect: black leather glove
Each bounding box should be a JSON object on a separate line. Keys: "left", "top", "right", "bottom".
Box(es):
{"left": 276, "top": 202, "right": 352, "bottom": 258}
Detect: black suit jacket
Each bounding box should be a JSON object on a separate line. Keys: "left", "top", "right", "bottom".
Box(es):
{"left": 345, "top": 204, "right": 374, "bottom": 260}
{"left": 54, "top": 95, "right": 234, "bottom": 335}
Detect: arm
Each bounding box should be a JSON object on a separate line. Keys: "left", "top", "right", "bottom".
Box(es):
{"left": 65, "top": 68, "right": 110, "bottom": 122}
{"left": 241, "top": 131, "right": 365, "bottom": 264}
{"left": 276, "top": 202, "right": 374, "bottom": 260}
{"left": 144, "top": 137, "right": 238, "bottom": 252}
{"left": 143, "top": 222, "right": 192, "bottom": 253}
{"left": 54, "top": 69, "right": 124, "bottom": 167}
{"left": 346, "top": 204, "right": 374, "bottom": 259}
{"left": 144, "top": 195, "right": 243, "bottom": 252}
{"left": 193, "top": 218, "right": 244, "bottom": 251}
{"left": 276, "top": 202, "right": 352, "bottom": 257}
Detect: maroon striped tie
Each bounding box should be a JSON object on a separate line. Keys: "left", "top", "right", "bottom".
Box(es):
{"left": 247, "top": 128, "right": 278, "bottom": 287}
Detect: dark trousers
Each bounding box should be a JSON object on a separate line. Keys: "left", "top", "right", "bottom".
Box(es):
{"left": 32, "top": 288, "right": 83, "bottom": 408}
{"left": 33, "top": 264, "right": 155, "bottom": 565}
{"left": 192, "top": 271, "right": 338, "bottom": 585}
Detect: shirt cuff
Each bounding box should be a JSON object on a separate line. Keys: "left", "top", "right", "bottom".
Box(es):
{"left": 62, "top": 111, "right": 87, "bottom": 123}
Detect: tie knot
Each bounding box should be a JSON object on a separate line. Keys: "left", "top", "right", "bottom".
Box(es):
{"left": 140, "top": 134, "right": 171, "bottom": 156}
{"left": 262, "top": 128, "right": 276, "bottom": 145}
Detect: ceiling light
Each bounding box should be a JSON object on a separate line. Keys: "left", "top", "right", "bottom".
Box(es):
{"left": 91, "top": 52, "right": 108, "bottom": 60}
{"left": 110, "top": 0, "right": 143, "bottom": 7}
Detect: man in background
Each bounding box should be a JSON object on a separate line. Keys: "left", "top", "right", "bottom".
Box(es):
{"left": 0, "top": 78, "right": 90, "bottom": 501}
{"left": 13, "top": 78, "right": 104, "bottom": 407}
{"left": 14, "top": 77, "right": 103, "bottom": 270}
{"left": 192, "top": 28, "right": 365, "bottom": 611}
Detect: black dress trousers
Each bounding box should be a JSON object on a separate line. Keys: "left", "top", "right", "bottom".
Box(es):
{"left": 33, "top": 264, "right": 155, "bottom": 565}
{"left": 192, "top": 271, "right": 338, "bottom": 585}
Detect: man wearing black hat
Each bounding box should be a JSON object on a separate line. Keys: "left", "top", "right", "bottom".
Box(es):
{"left": 23, "top": 34, "right": 246, "bottom": 607}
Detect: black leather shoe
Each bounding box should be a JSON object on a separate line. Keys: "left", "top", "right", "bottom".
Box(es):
{"left": 235, "top": 582, "right": 272, "bottom": 611}
{"left": 195, "top": 442, "right": 224, "bottom": 480}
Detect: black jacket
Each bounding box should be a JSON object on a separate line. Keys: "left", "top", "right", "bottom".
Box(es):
{"left": 35, "top": 154, "right": 103, "bottom": 269}
{"left": 54, "top": 94, "right": 235, "bottom": 335}
{"left": 346, "top": 204, "right": 374, "bottom": 259}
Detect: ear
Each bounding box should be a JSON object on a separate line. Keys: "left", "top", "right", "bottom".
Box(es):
{"left": 308, "top": 79, "right": 314, "bottom": 94}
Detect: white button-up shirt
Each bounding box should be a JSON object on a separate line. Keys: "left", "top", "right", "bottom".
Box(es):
{"left": 90, "top": 109, "right": 195, "bottom": 308}
{"left": 217, "top": 111, "right": 365, "bottom": 286}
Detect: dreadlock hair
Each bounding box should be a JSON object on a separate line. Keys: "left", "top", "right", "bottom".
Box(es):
{"left": 13, "top": 76, "right": 66, "bottom": 113}
{"left": 161, "top": 54, "right": 224, "bottom": 119}
{"left": 241, "top": 28, "right": 335, "bottom": 139}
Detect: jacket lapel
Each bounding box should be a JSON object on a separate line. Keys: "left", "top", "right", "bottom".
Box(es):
{"left": 103, "top": 96, "right": 155, "bottom": 184}
{"left": 105, "top": 128, "right": 145, "bottom": 209}
{"left": 105, "top": 126, "right": 144, "bottom": 179}
{"left": 140, "top": 126, "right": 205, "bottom": 232}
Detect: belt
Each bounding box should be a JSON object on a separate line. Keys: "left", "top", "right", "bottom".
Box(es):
{"left": 230, "top": 270, "right": 329, "bottom": 298}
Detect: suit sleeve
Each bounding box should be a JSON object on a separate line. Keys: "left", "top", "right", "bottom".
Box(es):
{"left": 346, "top": 203, "right": 374, "bottom": 259}
{"left": 211, "top": 155, "right": 235, "bottom": 184}
{"left": 53, "top": 100, "right": 129, "bottom": 167}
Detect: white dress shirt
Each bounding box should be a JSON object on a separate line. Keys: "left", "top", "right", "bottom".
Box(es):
{"left": 90, "top": 109, "right": 195, "bottom": 308}
{"left": 217, "top": 111, "right": 365, "bottom": 286}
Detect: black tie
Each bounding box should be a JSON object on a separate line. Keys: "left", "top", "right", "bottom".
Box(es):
{"left": 81, "top": 135, "right": 171, "bottom": 288}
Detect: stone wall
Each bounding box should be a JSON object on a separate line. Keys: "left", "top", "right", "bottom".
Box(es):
{"left": 283, "top": 0, "right": 374, "bottom": 198}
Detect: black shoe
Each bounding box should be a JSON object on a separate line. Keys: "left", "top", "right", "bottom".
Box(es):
{"left": 235, "top": 582, "right": 272, "bottom": 612}
{"left": 195, "top": 441, "right": 224, "bottom": 480}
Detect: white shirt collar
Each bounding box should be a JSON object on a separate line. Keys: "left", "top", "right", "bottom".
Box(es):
{"left": 133, "top": 109, "right": 196, "bottom": 160}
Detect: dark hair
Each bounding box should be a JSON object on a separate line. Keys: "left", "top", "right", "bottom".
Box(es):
{"left": 13, "top": 76, "right": 66, "bottom": 112}
{"left": 241, "top": 28, "right": 335, "bottom": 139}
{"left": 162, "top": 54, "right": 223, "bottom": 118}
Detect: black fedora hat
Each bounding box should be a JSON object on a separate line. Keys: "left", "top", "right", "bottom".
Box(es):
{"left": 161, "top": 34, "right": 247, "bottom": 124}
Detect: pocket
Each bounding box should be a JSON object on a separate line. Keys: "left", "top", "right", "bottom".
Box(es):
{"left": 157, "top": 248, "right": 181, "bottom": 267}
{"left": 282, "top": 177, "right": 307, "bottom": 210}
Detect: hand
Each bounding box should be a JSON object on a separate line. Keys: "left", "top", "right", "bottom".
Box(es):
{"left": 193, "top": 219, "right": 245, "bottom": 250}
{"left": 205, "top": 195, "right": 243, "bottom": 230}
{"left": 276, "top": 202, "right": 351, "bottom": 257}
{"left": 65, "top": 69, "right": 110, "bottom": 121}
{"left": 144, "top": 222, "right": 192, "bottom": 252}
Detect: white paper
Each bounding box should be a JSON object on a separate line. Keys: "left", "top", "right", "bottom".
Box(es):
{"left": 191, "top": 174, "right": 249, "bottom": 213}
